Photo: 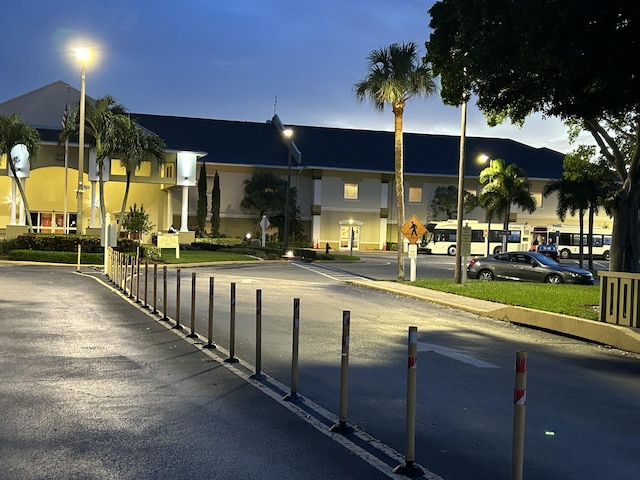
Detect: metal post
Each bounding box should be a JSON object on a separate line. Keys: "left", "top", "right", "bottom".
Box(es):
{"left": 284, "top": 298, "right": 301, "bottom": 401}
{"left": 330, "top": 310, "right": 354, "bottom": 434}
{"left": 250, "top": 289, "right": 265, "bottom": 379}
{"left": 143, "top": 261, "right": 149, "bottom": 308}
{"left": 204, "top": 277, "right": 216, "bottom": 348}
{"left": 225, "top": 283, "right": 239, "bottom": 363}
{"left": 511, "top": 351, "right": 528, "bottom": 480}
{"left": 152, "top": 263, "right": 158, "bottom": 314}
{"left": 128, "top": 256, "right": 134, "bottom": 298}
{"left": 188, "top": 272, "right": 197, "bottom": 338}
{"left": 135, "top": 253, "right": 141, "bottom": 303}
{"left": 454, "top": 99, "right": 468, "bottom": 284}
{"left": 174, "top": 268, "right": 182, "bottom": 329}
{"left": 393, "top": 326, "right": 424, "bottom": 477}
{"left": 76, "top": 241, "right": 81, "bottom": 272}
{"left": 162, "top": 266, "right": 168, "bottom": 321}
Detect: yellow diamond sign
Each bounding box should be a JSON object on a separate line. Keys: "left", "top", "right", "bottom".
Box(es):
{"left": 401, "top": 215, "right": 427, "bottom": 244}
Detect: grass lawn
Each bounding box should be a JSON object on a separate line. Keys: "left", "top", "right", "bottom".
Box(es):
{"left": 409, "top": 278, "right": 601, "bottom": 321}
{"left": 154, "top": 250, "right": 262, "bottom": 264}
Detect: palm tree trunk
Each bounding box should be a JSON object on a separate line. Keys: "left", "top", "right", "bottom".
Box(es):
{"left": 587, "top": 204, "right": 595, "bottom": 270}
{"left": 393, "top": 106, "right": 405, "bottom": 280}
{"left": 578, "top": 208, "right": 585, "bottom": 269}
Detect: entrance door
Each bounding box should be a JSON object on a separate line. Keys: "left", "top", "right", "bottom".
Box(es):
{"left": 339, "top": 225, "right": 360, "bottom": 251}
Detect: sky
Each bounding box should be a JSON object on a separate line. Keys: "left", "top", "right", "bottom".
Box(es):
{"left": 1, "top": 0, "right": 588, "bottom": 154}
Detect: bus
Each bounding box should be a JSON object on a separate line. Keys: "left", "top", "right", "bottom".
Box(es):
{"left": 532, "top": 225, "right": 612, "bottom": 260}
{"left": 421, "top": 220, "right": 532, "bottom": 256}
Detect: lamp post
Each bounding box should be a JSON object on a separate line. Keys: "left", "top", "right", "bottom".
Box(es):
{"left": 75, "top": 47, "right": 90, "bottom": 237}
{"left": 282, "top": 128, "right": 293, "bottom": 253}
{"left": 454, "top": 100, "right": 467, "bottom": 284}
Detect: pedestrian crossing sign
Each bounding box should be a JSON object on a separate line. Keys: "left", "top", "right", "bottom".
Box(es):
{"left": 401, "top": 215, "right": 427, "bottom": 244}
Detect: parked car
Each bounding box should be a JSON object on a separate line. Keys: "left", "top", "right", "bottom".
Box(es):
{"left": 467, "top": 251, "right": 594, "bottom": 285}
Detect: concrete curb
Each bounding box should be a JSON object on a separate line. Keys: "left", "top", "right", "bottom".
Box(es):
{"left": 350, "top": 280, "right": 640, "bottom": 354}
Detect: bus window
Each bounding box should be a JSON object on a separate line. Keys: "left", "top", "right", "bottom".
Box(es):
{"left": 604, "top": 235, "right": 611, "bottom": 246}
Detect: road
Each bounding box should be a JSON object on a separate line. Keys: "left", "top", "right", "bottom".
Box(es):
{"left": 137, "top": 260, "right": 639, "bottom": 480}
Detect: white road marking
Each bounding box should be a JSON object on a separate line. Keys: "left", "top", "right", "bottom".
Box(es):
{"left": 418, "top": 342, "right": 500, "bottom": 369}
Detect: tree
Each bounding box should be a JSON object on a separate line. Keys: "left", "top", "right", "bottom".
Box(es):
{"left": 430, "top": 185, "right": 479, "bottom": 220}
{"left": 211, "top": 170, "right": 221, "bottom": 237}
{"left": 196, "top": 161, "right": 208, "bottom": 237}
{"left": 59, "top": 95, "right": 128, "bottom": 228}
{"left": 121, "top": 203, "right": 154, "bottom": 242}
{"left": 0, "top": 114, "right": 40, "bottom": 232}
{"left": 240, "top": 171, "right": 302, "bottom": 242}
{"left": 355, "top": 41, "right": 437, "bottom": 280}
{"left": 479, "top": 159, "right": 537, "bottom": 250}
{"left": 425, "top": 1, "right": 640, "bottom": 271}
{"left": 103, "top": 116, "right": 165, "bottom": 236}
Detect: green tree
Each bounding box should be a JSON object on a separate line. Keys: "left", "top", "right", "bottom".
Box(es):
{"left": 240, "top": 171, "right": 301, "bottom": 242}
{"left": 430, "top": 185, "right": 479, "bottom": 220}
{"left": 479, "top": 159, "right": 536, "bottom": 250}
{"left": 425, "top": 1, "right": 640, "bottom": 272}
{"left": 355, "top": 41, "right": 437, "bottom": 280}
{"left": 0, "top": 114, "right": 40, "bottom": 232}
{"left": 121, "top": 203, "right": 154, "bottom": 242}
{"left": 103, "top": 115, "right": 165, "bottom": 236}
{"left": 196, "top": 161, "right": 208, "bottom": 237}
{"left": 59, "top": 95, "right": 128, "bottom": 227}
{"left": 211, "top": 170, "right": 221, "bottom": 237}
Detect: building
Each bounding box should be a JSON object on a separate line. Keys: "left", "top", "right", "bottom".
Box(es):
{"left": 0, "top": 81, "right": 607, "bottom": 251}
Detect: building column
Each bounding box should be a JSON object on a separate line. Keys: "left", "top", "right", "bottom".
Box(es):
{"left": 10, "top": 179, "right": 17, "bottom": 225}
{"left": 311, "top": 173, "right": 322, "bottom": 246}
{"left": 379, "top": 178, "right": 390, "bottom": 249}
{"left": 180, "top": 186, "right": 189, "bottom": 232}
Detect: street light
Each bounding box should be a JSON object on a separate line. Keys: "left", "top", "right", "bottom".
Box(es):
{"left": 75, "top": 47, "right": 90, "bottom": 237}
{"left": 282, "top": 128, "right": 293, "bottom": 253}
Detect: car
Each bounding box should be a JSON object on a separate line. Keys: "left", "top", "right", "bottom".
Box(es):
{"left": 467, "top": 251, "right": 594, "bottom": 285}
{"left": 533, "top": 243, "right": 559, "bottom": 261}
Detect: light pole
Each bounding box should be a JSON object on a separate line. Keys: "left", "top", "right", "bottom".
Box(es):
{"left": 282, "top": 128, "right": 293, "bottom": 253}
{"left": 454, "top": 100, "right": 467, "bottom": 284}
{"left": 75, "top": 47, "right": 90, "bottom": 237}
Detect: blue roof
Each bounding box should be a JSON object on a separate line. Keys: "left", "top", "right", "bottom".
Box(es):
{"left": 131, "top": 114, "right": 565, "bottom": 179}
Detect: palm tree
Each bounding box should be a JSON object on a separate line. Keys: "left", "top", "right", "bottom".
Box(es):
{"left": 59, "top": 95, "right": 128, "bottom": 226}
{"left": 355, "top": 41, "right": 437, "bottom": 280}
{"left": 0, "top": 114, "right": 40, "bottom": 232}
{"left": 479, "top": 159, "right": 536, "bottom": 252}
{"left": 103, "top": 115, "right": 165, "bottom": 237}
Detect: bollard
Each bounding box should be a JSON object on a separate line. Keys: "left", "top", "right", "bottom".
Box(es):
{"left": 187, "top": 272, "right": 198, "bottom": 338}
{"left": 143, "top": 261, "right": 149, "bottom": 308}
{"left": 284, "top": 298, "right": 301, "bottom": 401}
{"left": 224, "top": 283, "right": 239, "bottom": 363}
{"left": 330, "top": 310, "right": 354, "bottom": 434}
{"left": 511, "top": 351, "right": 528, "bottom": 480}
{"left": 152, "top": 263, "right": 158, "bottom": 314}
{"left": 393, "top": 326, "right": 424, "bottom": 477}
{"left": 173, "top": 268, "right": 182, "bottom": 329}
{"left": 128, "top": 255, "right": 134, "bottom": 298}
{"left": 162, "top": 266, "right": 169, "bottom": 321}
{"left": 250, "top": 289, "right": 266, "bottom": 380}
{"left": 76, "top": 243, "right": 81, "bottom": 272}
{"left": 135, "top": 254, "right": 141, "bottom": 303}
{"left": 204, "top": 277, "right": 216, "bottom": 348}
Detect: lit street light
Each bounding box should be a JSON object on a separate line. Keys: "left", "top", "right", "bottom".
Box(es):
{"left": 282, "top": 128, "right": 293, "bottom": 253}
{"left": 75, "top": 47, "right": 90, "bottom": 237}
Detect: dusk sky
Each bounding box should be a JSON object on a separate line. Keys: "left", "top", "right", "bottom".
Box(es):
{"left": 2, "top": 0, "right": 585, "bottom": 154}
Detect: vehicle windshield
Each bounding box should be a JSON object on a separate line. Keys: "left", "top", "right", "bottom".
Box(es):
{"left": 533, "top": 253, "right": 559, "bottom": 266}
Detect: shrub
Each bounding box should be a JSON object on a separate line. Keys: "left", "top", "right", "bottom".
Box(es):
{"left": 8, "top": 249, "right": 103, "bottom": 264}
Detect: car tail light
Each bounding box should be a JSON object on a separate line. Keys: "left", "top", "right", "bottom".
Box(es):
{"left": 469, "top": 258, "right": 478, "bottom": 267}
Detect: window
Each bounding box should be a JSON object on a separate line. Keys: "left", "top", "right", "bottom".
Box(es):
{"left": 344, "top": 182, "right": 358, "bottom": 200}
{"left": 408, "top": 186, "right": 422, "bottom": 203}
{"left": 164, "top": 164, "right": 174, "bottom": 179}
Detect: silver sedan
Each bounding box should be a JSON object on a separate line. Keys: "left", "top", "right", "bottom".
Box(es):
{"left": 467, "top": 251, "right": 595, "bottom": 285}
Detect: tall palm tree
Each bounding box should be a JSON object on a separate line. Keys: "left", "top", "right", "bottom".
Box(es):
{"left": 355, "top": 41, "right": 437, "bottom": 280}
{"left": 59, "top": 95, "right": 128, "bottom": 225}
{"left": 0, "top": 114, "right": 40, "bottom": 232}
{"left": 479, "top": 159, "right": 536, "bottom": 251}
{"left": 103, "top": 116, "right": 165, "bottom": 237}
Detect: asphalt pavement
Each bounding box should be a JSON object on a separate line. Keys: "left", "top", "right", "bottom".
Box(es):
{"left": 0, "top": 264, "right": 404, "bottom": 480}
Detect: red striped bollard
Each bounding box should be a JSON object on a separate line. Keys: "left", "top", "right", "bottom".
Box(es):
{"left": 511, "top": 351, "right": 528, "bottom": 480}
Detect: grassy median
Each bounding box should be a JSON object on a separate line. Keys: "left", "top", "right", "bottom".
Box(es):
{"left": 410, "top": 278, "right": 600, "bottom": 320}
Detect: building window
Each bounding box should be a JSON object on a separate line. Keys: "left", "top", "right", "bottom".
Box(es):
{"left": 344, "top": 182, "right": 358, "bottom": 200}
{"left": 532, "top": 192, "right": 543, "bottom": 208}
{"left": 408, "top": 186, "right": 422, "bottom": 203}
{"left": 164, "top": 164, "right": 174, "bottom": 179}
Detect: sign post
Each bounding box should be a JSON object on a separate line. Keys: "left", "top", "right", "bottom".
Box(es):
{"left": 401, "top": 216, "right": 427, "bottom": 282}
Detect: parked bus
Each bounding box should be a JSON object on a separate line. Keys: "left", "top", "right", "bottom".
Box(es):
{"left": 532, "top": 225, "right": 612, "bottom": 260}
{"left": 421, "top": 220, "right": 532, "bottom": 256}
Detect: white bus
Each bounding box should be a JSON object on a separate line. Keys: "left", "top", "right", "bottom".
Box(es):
{"left": 421, "top": 220, "right": 532, "bottom": 256}
{"left": 532, "top": 225, "right": 612, "bottom": 260}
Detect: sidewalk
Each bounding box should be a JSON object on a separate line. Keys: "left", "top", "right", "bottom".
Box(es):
{"left": 0, "top": 264, "right": 394, "bottom": 480}
{"left": 350, "top": 279, "right": 640, "bottom": 354}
